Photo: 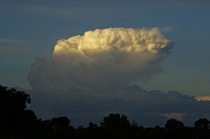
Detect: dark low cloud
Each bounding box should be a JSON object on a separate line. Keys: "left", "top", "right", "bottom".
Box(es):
{"left": 29, "top": 85, "right": 210, "bottom": 127}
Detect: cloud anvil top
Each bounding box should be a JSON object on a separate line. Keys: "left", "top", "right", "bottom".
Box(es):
{"left": 53, "top": 28, "right": 171, "bottom": 54}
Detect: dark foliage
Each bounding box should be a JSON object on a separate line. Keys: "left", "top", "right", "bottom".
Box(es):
{"left": 165, "top": 119, "right": 185, "bottom": 131}
{"left": 0, "top": 85, "right": 31, "bottom": 129}
{"left": 194, "top": 118, "right": 210, "bottom": 130}
{"left": 1, "top": 84, "right": 210, "bottom": 139}
{"left": 100, "top": 113, "right": 131, "bottom": 131}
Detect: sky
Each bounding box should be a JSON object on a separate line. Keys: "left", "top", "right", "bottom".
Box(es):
{"left": 1, "top": 0, "right": 210, "bottom": 127}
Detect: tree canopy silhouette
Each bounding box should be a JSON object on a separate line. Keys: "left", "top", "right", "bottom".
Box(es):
{"left": 100, "top": 113, "right": 131, "bottom": 131}
{"left": 165, "top": 119, "right": 184, "bottom": 131}
{"left": 194, "top": 118, "right": 210, "bottom": 130}
{"left": 0, "top": 85, "right": 31, "bottom": 129}
{"left": 51, "top": 116, "right": 70, "bottom": 129}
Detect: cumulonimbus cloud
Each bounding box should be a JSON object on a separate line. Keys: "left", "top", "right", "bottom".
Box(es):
{"left": 27, "top": 27, "right": 210, "bottom": 127}
{"left": 28, "top": 27, "right": 172, "bottom": 92}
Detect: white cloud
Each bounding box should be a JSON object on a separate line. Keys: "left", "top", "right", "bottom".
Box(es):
{"left": 28, "top": 27, "right": 172, "bottom": 92}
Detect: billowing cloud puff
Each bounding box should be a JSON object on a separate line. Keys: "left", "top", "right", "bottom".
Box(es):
{"left": 53, "top": 28, "right": 170, "bottom": 54}
{"left": 28, "top": 27, "right": 171, "bottom": 92}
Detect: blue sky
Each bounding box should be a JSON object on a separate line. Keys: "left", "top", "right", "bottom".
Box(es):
{"left": 1, "top": 0, "right": 209, "bottom": 95}
{"left": 1, "top": 0, "right": 210, "bottom": 127}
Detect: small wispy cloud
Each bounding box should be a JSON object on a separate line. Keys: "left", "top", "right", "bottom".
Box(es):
{"left": 0, "top": 38, "right": 21, "bottom": 44}
{"left": 160, "top": 27, "right": 173, "bottom": 32}
{"left": 194, "top": 96, "right": 210, "bottom": 101}
{"left": 0, "top": 38, "right": 23, "bottom": 52}
{"left": 161, "top": 113, "right": 186, "bottom": 120}
{"left": 0, "top": 39, "right": 35, "bottom": 55}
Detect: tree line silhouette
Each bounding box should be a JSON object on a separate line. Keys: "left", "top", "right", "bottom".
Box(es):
{"left": 1, "top": 85, "right": 210, "bottom": 139}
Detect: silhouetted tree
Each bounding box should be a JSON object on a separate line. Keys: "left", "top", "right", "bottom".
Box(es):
{"left": 100, "top": 113, "right": 131, "bottom": 131}
{"left": 51, "top": 116, "right": 70, "bottom": 129}
{"left": 165, "top": 119, "right": 184, "bottom": 131}
{"left": 34, "top": 119, "right": 54, "bottom": 138}
{"left": 18, "top": 110, "right": 37, "bottom": 127}
{"left": 194, "top": 118, "right": 210, "bottom": 130}
{"left": 0, "top": 85, "right": 31, "bottom": 130}
{"left": 88, "top": 122, "right": 98, "bottom": 129}
{"left": 131, "top": 120, "right": 138, "bottom": 129}
{"left": 16, "top": 110, "right": 37, "bottom": 138}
